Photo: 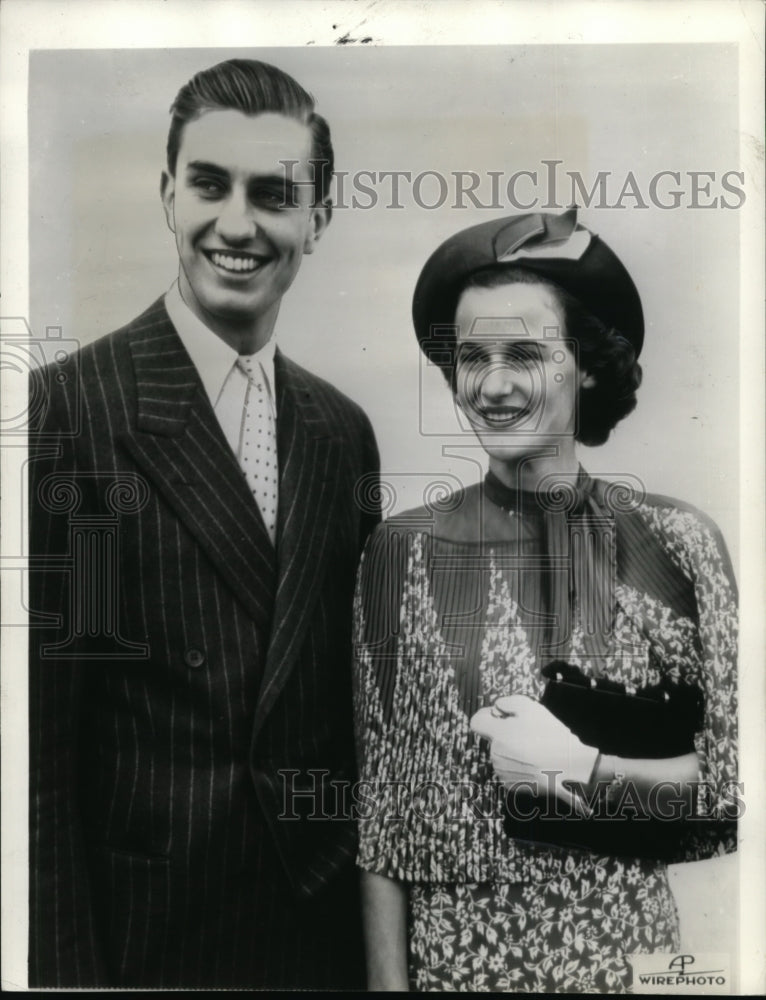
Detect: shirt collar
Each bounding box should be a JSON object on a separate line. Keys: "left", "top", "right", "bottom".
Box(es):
{"left": 164, "top": 281, "right": 277, "bottom": 408}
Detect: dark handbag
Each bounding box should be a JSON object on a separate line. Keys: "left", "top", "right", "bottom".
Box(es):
{"left": 500, "top": 661, "right": 707, "bottom": 859}
{"left": 539, "top": 660, "right": 704, "bottom": 758}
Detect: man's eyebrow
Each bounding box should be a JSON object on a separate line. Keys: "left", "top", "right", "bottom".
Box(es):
{"left": 185, "top": 162, "right": 297, "bottom": 188}
{"left": 185, "top": 160, "right": 230, "bottom": 177}
{"left": 247, "top": 175, "right": 302, "bottom": 198}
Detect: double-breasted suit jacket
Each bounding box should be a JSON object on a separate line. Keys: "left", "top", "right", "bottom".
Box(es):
{"left": 28, "top": 297, "right": 380, "bottom": 988}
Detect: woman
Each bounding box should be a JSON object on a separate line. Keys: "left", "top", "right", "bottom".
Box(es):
{"left": 352, "top": 210, "right": 737, "bottom": 992}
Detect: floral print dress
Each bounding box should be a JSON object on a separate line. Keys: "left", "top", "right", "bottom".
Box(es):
{"left": 353, "top": 473, "right": 737, "bottom": 993}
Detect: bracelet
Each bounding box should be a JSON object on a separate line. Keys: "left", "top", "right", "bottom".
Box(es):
{"left": 603, "top": 754, "right": 626, "bottom": 802}
{"left": 588, "top": 753, "right": 627, "bottom": 803}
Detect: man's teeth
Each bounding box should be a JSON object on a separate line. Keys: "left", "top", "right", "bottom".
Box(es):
{"left": 210, "top": 252, "right": 260, "bottom": 272}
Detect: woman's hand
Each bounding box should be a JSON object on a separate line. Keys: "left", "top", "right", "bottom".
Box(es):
{"left": 470, "top": 695, "right": 599, "bottom": 814}
{"left": 471, "top": 694, "right": 701, "bottom": 818}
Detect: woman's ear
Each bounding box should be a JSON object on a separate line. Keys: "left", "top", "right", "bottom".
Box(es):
{"left": 580, "top": 371, "right": 597, "bottom": 389}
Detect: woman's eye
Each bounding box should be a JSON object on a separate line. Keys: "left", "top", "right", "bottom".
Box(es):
{"left": 506, "top": 345, "right": 542, "bottom": 364}
{"left": 457, "top": 346, "right": 488, "bottom": 367}
{"left": 458, "top": 342, "right": 544, "bottom": 366}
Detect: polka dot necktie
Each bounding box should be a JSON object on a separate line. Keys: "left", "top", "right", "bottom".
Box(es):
{"left": 236, "top": 355, "right": 278, "bottom": 546}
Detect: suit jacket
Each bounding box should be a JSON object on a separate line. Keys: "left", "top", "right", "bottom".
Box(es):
{"left": 28, "top": 297, "right": 380, "bottom": 988}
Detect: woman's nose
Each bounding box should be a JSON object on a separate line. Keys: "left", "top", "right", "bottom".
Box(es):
{"left": 215, "top": 191, "right": 256, "bottom": 243}
{"left": 479, "top": 363, "right": 519, "bottom": 402}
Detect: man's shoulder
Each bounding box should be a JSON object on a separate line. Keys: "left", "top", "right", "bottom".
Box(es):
{"left": 39, "top": 298, "right": 168, "bottom": 379}
{"left": 81, "top": 297, "right": 171, "bottom": 361}
{"left": 29, "top": 298, "right": 172, "bottom": 432}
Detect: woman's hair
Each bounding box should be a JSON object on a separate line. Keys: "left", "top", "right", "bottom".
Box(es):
{"left": 166, "top": 58, "right": 334, "bottom": 204}
{"left": 452, "top": 267, "right": 643, "bottom": 446}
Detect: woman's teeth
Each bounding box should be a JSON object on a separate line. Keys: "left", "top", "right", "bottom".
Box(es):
{"left": 481, "top": 408, "right": 525, "bottom": 424}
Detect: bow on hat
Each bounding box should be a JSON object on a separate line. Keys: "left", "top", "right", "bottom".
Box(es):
{"left": 492, "top": 207, "right": 590, "bottom": 263}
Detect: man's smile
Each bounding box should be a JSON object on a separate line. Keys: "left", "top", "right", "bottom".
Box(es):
{"left": 203, "top": 248, "right": 271, "bottom": 275}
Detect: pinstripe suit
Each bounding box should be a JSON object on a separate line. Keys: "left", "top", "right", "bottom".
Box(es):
{"left": 28, "top": 297, "right": 380, "bottom": 988}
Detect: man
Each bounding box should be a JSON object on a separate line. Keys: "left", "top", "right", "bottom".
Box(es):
{"left": 28, "top": 58, "right": 380, "bottom": 989}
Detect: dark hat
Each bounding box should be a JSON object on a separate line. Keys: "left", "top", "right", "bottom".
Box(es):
{"left": 412, "top": 208, "right": 644, "bottom": 357}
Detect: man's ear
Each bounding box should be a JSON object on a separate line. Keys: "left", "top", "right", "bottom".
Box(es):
{"left": 303, "top": 200, "right": 332, "bottom": 254}
{"left": 160, "top": 171, "right": 176, "bottom": 234}
{"left": 580, "top": 371, "right": 597, "bottom": 389}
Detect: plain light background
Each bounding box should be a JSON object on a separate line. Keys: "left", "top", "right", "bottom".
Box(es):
{"left": 28, "top": 42, "right": 741, "bottom": 965}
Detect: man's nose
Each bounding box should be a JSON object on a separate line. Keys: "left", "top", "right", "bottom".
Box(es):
{"left": 215, "top": 189, "right": 256, "bottom": 243}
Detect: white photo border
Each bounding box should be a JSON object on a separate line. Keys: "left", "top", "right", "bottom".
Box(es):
{"left": 2, "top": 1, "right": 763, "bottom": 992}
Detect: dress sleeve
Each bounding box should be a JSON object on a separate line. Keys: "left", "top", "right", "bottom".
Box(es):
{"left": 351, "top": 522, "right": 491, "bottom": 883}
{"left": 351, "top": 521, "right": 408, "bottom": 877}
{"left": 659, "top": 506, "right": 739, "bottom": 861}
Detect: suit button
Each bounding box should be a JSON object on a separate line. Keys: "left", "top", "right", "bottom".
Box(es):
{"left": 184, "top": 648, "right": 205, "bottom": 669}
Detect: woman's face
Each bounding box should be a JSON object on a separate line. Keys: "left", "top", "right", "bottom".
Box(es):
{"left": 454, "top": 281, "right": 592, "bottom": 465}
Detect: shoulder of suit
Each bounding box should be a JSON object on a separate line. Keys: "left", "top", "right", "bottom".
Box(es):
{"left": 40, "top": 298, "right": 167, "bottom": 377}
{"left": 29, "top": 299, "right": 169, "bottom": 432}
{"left": 93, "top": 297, "right": 169, "bottom": 351}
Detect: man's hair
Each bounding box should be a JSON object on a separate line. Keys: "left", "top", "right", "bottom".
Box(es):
{"left": 166, "top": 58, "right": 334, "bottom": 203}
{"left": 448, "top": 267, "right": 642, "bottom": 446}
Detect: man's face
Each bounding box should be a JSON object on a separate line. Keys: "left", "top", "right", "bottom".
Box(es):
{"left": 454, "top": 282, "right": 593, "bottom": 464}
{"left": 161, "top": 110, "right": 330, "bottom": 335}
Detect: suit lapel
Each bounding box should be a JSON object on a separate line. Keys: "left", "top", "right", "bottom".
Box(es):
{"left": 120, "top": 301, "right": 277, "bottom": 631}
{"left": 253, "top": 352, "right": 344, "bottom": 734}
{"left": 119, "top": 306, "right": 345, "bottom": 724}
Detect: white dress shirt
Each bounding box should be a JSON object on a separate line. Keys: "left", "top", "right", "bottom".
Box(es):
{"left": 164, "top": 280, "right": 278, "bottom": 455}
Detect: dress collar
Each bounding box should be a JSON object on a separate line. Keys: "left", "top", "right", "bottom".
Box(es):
{"left": 483, "top": 466, "right": 597, "bottom": 516}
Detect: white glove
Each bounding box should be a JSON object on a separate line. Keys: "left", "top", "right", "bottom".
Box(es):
{"left": 470, "top": 695, "right": 599, "bottom": 816}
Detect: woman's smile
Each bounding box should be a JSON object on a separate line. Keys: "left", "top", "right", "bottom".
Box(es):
{"left": 473, "top": 403, "right": 531, "bottom": 426}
